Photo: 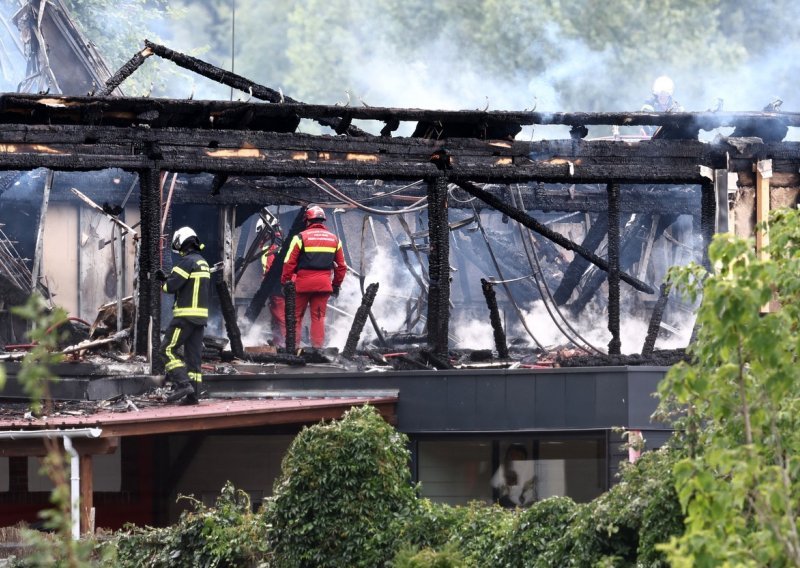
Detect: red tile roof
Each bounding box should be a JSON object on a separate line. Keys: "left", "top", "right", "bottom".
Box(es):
{"left": 0, "top": 396, "right": 397, "bottom": 437}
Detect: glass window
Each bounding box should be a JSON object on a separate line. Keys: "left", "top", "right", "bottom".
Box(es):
{"left": 417, "top": 434, "right": 605, "bottom": 507}
{"left": 417, "top": 439, "right": 493, "bottom": 505}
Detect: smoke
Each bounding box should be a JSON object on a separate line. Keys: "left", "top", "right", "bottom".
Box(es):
{"left": 511, "top": 298, "right": 695, "bottom": 355}
{"left": 326, "top": 243, "right": 419, "bottom": 350}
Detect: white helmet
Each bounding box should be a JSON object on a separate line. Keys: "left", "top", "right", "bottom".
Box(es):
{"left": 171, "top": 226, "right": 199, "bottom": 253}
{"left": 652, "top": 75, "right": 674, "bottom": 97}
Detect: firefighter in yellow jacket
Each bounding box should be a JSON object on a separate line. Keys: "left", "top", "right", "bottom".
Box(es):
{"left": 155, "top": 226, "right": 210, "bottom": 405}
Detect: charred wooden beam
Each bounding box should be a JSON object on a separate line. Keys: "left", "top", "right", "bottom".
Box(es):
{"left": 342, "top": 282, "right": 379, "bottom": 359}
{"left": 480, "top": 278, "right": 509, "bottom": 359}
{"left": 244, "top": 208, "right": 304, "bottom": 324}
{"left": 553, "top": 214, "right": 608, "bottom": 305}
{"left": 606, "top": 182, "right": 621, "bottom": 355}
{"left": 3, "top": 92, "right": 800, "bottom": 138}
{"left": 216, "top": 280, "right": 244, "bottom": 359}
{"left": 142, "top": 41, "right": 368, "bottom": 137}
{"left": 426, "top": 174, "right": 451, "bottom": 354}
{"left": 641, "top": 282, "right": 672, "bottom": 357}
{"left": 700, "top": 181, "right": 715, "bottom": 271}
{"left": 96, "top": 46, "right": 153, "bottom": 96}
{"left": 456, "top": 180, "right": 655, "bottom": 294}
{"left": 567, "top": 214, "right": 647, "bottom": 316}
{"left": 135, "top": 168, "right": 161, "bottom": 363}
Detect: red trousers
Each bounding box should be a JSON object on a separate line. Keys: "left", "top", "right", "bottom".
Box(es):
{"left": 268, "top": 295, "right": 286, "bottom": 345}
{"left": 294, "top": 291, "right": 331, "bottom": 349}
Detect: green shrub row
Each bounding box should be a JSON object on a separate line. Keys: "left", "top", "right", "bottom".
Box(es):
{"left": 106, "top": 406, "right": 683, "bottom": 567}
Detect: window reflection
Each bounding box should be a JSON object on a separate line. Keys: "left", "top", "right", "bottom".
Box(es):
{"left": 491, "top": 443, "right": 536, "bottom": 508}
{"left": 417, "top": 434, "right": 605, "bottom": 507}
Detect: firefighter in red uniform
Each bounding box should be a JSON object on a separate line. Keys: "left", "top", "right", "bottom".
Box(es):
{"left": 281, "top": 205, "right": 346, "bottom": 349}
{"left": 257, "top": 209, "right": 286, "bottom": 345}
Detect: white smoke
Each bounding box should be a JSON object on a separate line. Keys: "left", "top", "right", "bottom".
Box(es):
{"left": 511, "top": 299, "right": 695, "bottom": 355}
{"left": 324, "top": 243, "right": 419, "bottom": 350}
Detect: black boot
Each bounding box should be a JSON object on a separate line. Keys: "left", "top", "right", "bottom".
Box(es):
{"left": 166, "top": 378, "right": 195, "bottom": 403}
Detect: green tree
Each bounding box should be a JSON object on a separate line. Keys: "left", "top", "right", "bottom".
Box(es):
{"left": 657, "top": 208, "right": 800, "bottom": 566}
{"left": 264, "top": 405, "right": 419, "bottom": 568}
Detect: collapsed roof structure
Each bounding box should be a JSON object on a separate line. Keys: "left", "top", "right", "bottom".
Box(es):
{"left": 1, "top": 0, "right": 799, "bottom": 535}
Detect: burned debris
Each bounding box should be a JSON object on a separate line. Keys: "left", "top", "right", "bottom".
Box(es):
{"left": 1, "top": 37, "right": 799, "bottom": 395}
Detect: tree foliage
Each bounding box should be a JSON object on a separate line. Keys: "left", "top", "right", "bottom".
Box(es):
{"left": 111, "top": 482, "right": 269, "bottom": 567}
{"left": 264, "top": 405, "right": 419, "bottom": 568}
{"left": 657, "top": 208, "right": 800, "bottom": 566}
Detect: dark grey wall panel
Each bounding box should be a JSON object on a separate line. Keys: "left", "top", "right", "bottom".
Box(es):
{"left": 534, "top": 374, "right": 566, "bottom": 428}
{"left": 565, "top": 373, "right": 595, "bottom": 426}
{"left": 473, "top": 377, "right": 508, "bottom": 430}
{"left": 596, "top": 371, "right": 629, "bottom": 425}
{"left": 446, "top": 376, "right": 477, "bottom": 430}
{"left": 626, "top": 369, "right": 668, "bottom": 428}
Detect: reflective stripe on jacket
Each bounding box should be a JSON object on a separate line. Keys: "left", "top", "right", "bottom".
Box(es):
{"left": 281, "top": 223, "right": 346, "bottom": 294}
{"left": 163, "top": 252, "right": 210, "bottom": 321}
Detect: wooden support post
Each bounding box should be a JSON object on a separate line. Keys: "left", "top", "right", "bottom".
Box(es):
{"left": 637, "top": 215, "right": 660, "bottom": 284}
{"left": 480, "top": 278, "right": 509, "bottom": 359}
{"left": 114, "top": 224, "right": 124, "bottom": 334}
{"left": 220, "top": 206, "right": 236, "bottom": 294}
{"left": 79, "top": 454, "right": 93, "bottom": 536}
{"left": 756, "top": 159, "right": 776, "bottom": 313}
{"left": 31, "top": 169, "right": 54, "bottom": 290}
{"left": 714, "top": 168, "right": 729, "bottom": 233}
{"left": 606, "top": 182, "right": 621, "bottom": 355}
{"left": 135, "top": 168, "right": 162, "bottom": 367}
{"left": 755, "top": 159, "right": 771, "bottom": 261}
{"left": 700, "top": 180, "right": 716, "bottom": 272}
{"left": 342, "top": 282, "right": 379, "bottom": 359}
{"left": 426, "top": 174, "right": 451, "bottom": 354}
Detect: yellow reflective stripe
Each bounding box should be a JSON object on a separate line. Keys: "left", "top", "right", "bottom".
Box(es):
{"left": 162, "top": 283, "right": 168, "bottom": 292}
{"left": 193, "top": 272, "right": 200, "bottom": 308}
{"left": 164, "top": 328, "right": 184, "bottom": 369}
{"left": 197, "top": 260, "right": 209, "bottom": 268}
{"left": 172, "top": 266, "right": 190, "bottom": 278}
{"left": 165, "top": 360, "right": 185, "bottom": 371}
{"left": 304, "top": 246, "right": 336, "bottom": 253}
{"left": 173, "top": 308, "right": 209, "bottom": 317}
{"left": 188, "top": 372, "right": 202, "bottom": 382}
{"left": 188, "top": 271, "right": 210, "bottom": 278}
{"left": 284, "top": 235, "right": 303, "bottom": 262}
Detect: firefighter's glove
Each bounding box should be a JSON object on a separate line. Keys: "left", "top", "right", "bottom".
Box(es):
{"left": 154, "top": 269, "right": 168, "bottom": 282}
{"left": 331, "top": 285, "right": 340, "bottom": 298}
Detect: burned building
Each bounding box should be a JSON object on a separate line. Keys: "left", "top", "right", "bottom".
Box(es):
{"left": 1, "top": 8, "right": 799, "bottom": 535}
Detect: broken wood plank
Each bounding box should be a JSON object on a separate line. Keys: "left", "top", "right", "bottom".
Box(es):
{"left": 30, "top": 169, "right": 53, "bottom": 289}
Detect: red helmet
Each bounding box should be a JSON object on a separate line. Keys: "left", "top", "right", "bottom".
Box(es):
{"left": 305, "top": 205, "right": 326, "bottom": 223}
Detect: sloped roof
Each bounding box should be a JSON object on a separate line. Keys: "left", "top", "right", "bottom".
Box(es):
{"left": 0, "top": 394, "right": 398, "bottom": 437}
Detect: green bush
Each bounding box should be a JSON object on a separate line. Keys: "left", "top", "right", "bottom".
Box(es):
{"left": 264, "top": 405, "right": 419, "bottom": 568}
{"left": 499, "top": 496, "right": 578, "bottom": 568}
{"left": 547, "top": 446, "right": 682, "bottom": 567}
{"left": 111, "top": 482, "right": 269, "bottom": 567}
{"left": 392, "top": 543, "right": 465, "bottom": 568}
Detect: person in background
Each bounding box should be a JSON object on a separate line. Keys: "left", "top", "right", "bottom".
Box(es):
{"left": 155, "top": 226, "right": 210, "bottom": 405}
{"left": 280, "top": 205, "right": 346, "bottom": 349}
{"left": 257, "top": 208, "right": 286, "bottom": 346}
{"left": 491, "top": 443, "right": 537, "bottom": 508}
{"left": 641, "top": 75, "right": 684, "bottom": 136}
